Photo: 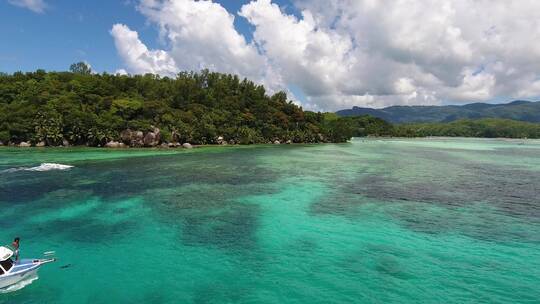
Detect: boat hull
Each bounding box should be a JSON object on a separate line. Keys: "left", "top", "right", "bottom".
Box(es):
{"left": 0, "top": 258, "right": 54, "bottom": 290}
{"left": 0, "top": 268, "right": 38, "bottom": 289}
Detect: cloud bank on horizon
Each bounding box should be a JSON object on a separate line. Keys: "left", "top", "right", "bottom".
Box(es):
{"left": 110, "top": 0, "right": 540, "bottom": 111}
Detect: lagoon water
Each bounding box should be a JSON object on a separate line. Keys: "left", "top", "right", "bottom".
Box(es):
{"left": 0, "top": 138, "right": 539, "bottom": 303}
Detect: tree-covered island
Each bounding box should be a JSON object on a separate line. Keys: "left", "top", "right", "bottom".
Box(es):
{"left": 0, "top": 63, "right": 354, "bottom": 147}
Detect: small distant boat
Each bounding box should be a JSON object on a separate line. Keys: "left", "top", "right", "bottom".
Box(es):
{"left": 0, "top": 246, "right": 56, "bottom": 289}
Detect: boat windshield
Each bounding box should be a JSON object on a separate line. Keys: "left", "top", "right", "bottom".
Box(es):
{"left": 0, "top": 258, "right": 13, "bottom": 274}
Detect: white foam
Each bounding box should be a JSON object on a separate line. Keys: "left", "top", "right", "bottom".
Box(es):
{"left": 2, "top": 163, "right": 74, "bottom": 173}
{"left": 25, "top": 163, "right": 74, "bottom": 172}
{"left": 0, "top": 273, "right": 39, "bottom": 294}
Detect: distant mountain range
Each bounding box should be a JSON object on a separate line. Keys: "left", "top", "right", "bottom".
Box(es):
{"left": 336, "top": 100, "right": 540, "bottom": 123}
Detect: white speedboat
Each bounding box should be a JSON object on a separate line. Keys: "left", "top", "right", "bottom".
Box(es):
{"left": 0, "top": 246, "right": 56, "bottom": 289}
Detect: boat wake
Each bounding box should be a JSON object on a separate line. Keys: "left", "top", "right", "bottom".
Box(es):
{"left": 1, "top": 163, "right": 74, "bottom": 173}
{"left": 0, "top": 273, "right": 39, "bottom": 294}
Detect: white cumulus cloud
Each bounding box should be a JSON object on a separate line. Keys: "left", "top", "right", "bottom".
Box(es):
{"left": 112, "top": 0, "right": 540, "bottom": 110}
{"left": 111, "top": 23, "right": 178, "bottom": 76}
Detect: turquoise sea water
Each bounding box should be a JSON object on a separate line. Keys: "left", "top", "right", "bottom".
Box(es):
{"left": 0, "top": 138, "right": 539, "bottom": 303}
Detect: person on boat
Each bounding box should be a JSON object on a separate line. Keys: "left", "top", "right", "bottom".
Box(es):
{"left": 11, "top": 237, "right": 20, "bottom": 261}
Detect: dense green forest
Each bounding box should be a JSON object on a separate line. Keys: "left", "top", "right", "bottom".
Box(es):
{"left": 341, "top": 115, "right": 540, "bottom": 139}
{"left": 337, "top": 115, "right": 395, "bottom": 137}
{"left": 0, "top": 63, "right": 354, "bottom": 147}
{"left": 391, "top": 118, "right": 540, "bottom": 138}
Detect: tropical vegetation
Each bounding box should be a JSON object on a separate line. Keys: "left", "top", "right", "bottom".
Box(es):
{"left": 339, "top": 115, "right": 540, "bottom": 139}
{"left": 0, "top": 63, "right": 355, "bottom": 146}
{"left": 391, "top": 118, "right": 540, "bottom": 138}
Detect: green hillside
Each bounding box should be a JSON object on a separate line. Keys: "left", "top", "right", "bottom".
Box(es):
{"left": 337, "top": 100, "right": 540, "bottom": 123}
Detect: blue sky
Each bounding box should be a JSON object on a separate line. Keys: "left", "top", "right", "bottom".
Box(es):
{"left": 1, "top": 0, "right": 539, "bottom": 110}
{"left": 0, "top": 0, "right": 295, "bottom": 73}
{"left": 1, "top": 0, "right": 138, "bottom": 73}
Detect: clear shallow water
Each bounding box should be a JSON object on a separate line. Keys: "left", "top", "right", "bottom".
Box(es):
{"left": 0, "top": 138, "right": 539, "bottom": 303}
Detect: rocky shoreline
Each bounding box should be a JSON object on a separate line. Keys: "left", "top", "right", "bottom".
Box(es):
{"left": 0, "top": 126, "right": 294, "bottom": 149}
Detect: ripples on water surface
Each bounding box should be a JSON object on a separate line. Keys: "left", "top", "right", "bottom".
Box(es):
{"left": 0, "top": 138, "right": 539, "bottom": 303}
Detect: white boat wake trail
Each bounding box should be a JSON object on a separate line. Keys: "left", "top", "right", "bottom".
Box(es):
{"left": 1, "top": 163, "right": 74, "bottom": 173}
{"left": 0, "top": 273, "right": 39, "bottom": 294}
